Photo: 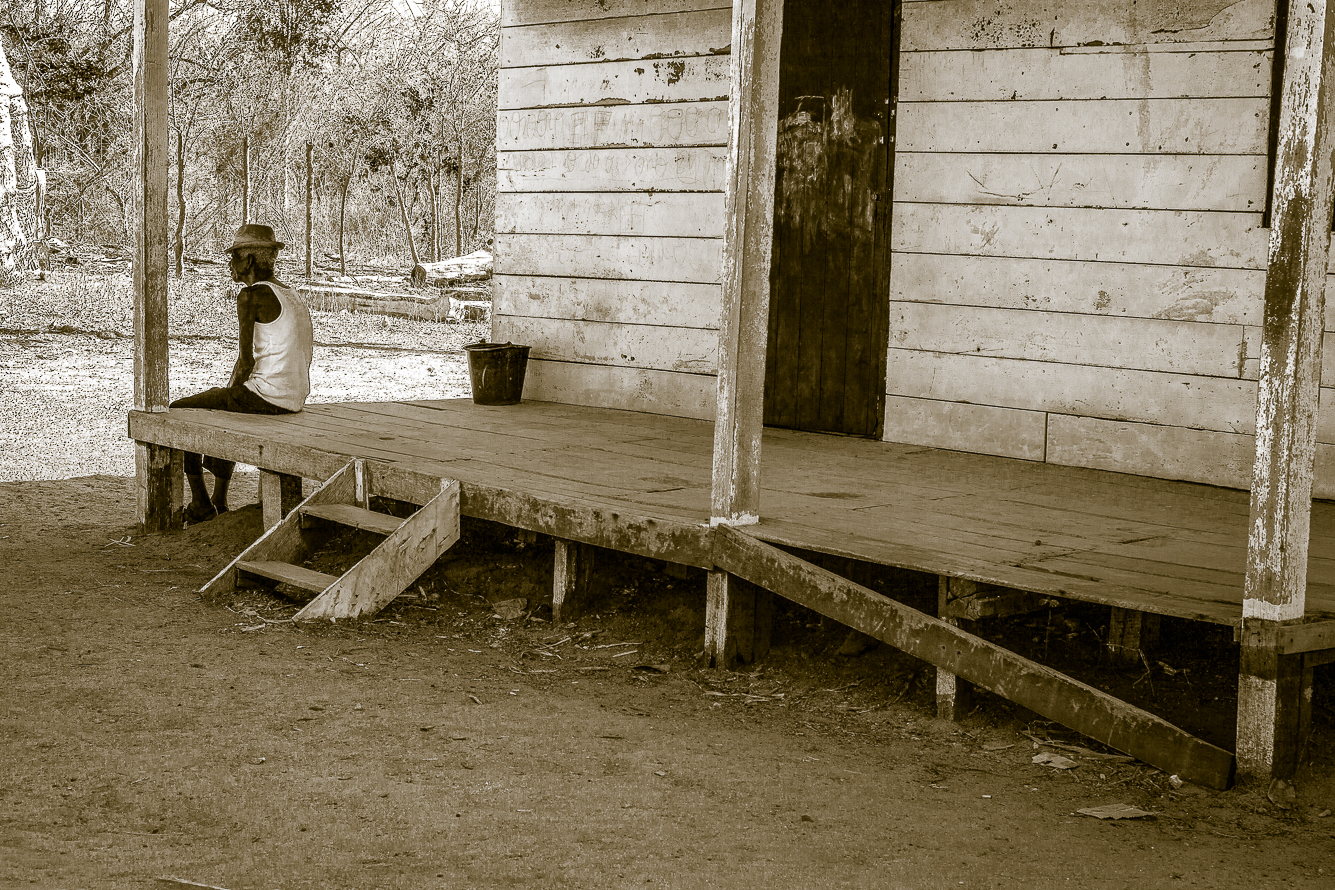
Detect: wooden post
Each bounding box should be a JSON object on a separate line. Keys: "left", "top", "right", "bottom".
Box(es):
{"left": 305, "top": 141, "right": 313, "bottom": 279}
{"left": 132, "top": 0, "right": 175, "bottom": 533}
{"left": 936, "top": 577, "right": 975, "bottom": 721}
{"left": 1239, "top": 0, "right": 1335, "bottom": 785}
{"left": 260, "top": 470, "right": 303, "bottom": 530}
{"left": 704, "top": 571, "right": 773, "bottom": 667}
{"left": 1107, "top": 608, "right": 1160, "bottom": 668}
{"left": 552, "top": 539, "right": 593, "bottom": 623}
{"left": 704, "top": 0, "right": 783, "bottom": 668}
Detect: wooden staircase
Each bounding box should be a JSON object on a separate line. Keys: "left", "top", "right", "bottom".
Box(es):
{"left": 202, "top": 459, "right": 460, "bottom": 621}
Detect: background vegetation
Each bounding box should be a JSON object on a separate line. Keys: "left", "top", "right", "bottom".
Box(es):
{"left": 1, "top": 0, "right": 499, "bottom": 274}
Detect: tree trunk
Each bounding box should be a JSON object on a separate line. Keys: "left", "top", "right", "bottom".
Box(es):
{"left": 174, "top": 128, "right": 185, "bottom": 278}
{"left": 241, "top": 134, "right": 250, "bottom": 224}
{"left": 454, "top": 135, "right": 464, "bottom": 256}
{"left": 0, "top": 45, "right": 39, "bottom": 283}
{"left": 424, "top": 171, "right": 438, "bottom": 262}
{"left": 388, "top": 160, "right": 420, "bottom": 268}
{"left": 337, "top": 175, "right": 349, "bottom": 277}
{"left": 305, "top": 141, "right": 313, "bottom": 279}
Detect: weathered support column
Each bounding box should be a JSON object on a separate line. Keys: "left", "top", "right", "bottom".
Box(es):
{"left": 132, "top": 0, "right": 175, "bottom": 533}
{"left": 1107, "top": 607, "right": 1160, "bottom": 669}
{"left": 260, "top": 470, "right": 303, "bottom": 530}
{"left": 935, "top": 577, "right": 974, "bottom": 721}
{"left": 704, "top": 0, "right": 783, "bottom": 669}
{"left": 552, "top": 539, "right": 594, "bottom": 623}
{"left": 1239, "top": 0, "right": 1335, "bottom": 786}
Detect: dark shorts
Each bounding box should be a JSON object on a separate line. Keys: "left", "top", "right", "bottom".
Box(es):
{"left": 171, "top": 385, "right": 295, "bottom": 479}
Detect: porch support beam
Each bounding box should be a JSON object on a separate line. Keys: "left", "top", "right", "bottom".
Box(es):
{"left": 1239, "top": 0, "right": 1335, "bottom": 785}
{"left": 715, "top": 525, "right": 1236, "bottom": 790}
{"left": 260, "top": 470, "right": 304, "bottom": 530}
{"left": 132, "top": 0, "right": 173, "bottom": 533}
{"left": 706, "top": 0, "right": 783, "bottom": 668}
{"left": 552, "top": 539, "right": 594, "bottom": 623}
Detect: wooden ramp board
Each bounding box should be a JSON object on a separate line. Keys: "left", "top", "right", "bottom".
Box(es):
{"left": 295, "top": 478, "right": 461, "bottom": 622}
{"left": 202, "top": 459, "right": 362, "bottom": 601}
{"left": 302, "top": 503, "right": 404, "bottom": 536}
{"left": 239, "top": 560, "right": 337, "bottom": 594}
{"left": 712, "top": 525, "right": 1236, "bottom": 790}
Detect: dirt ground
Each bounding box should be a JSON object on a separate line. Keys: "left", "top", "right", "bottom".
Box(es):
{"left": 2, "top": 283, "right": 1335, "bottom": 888}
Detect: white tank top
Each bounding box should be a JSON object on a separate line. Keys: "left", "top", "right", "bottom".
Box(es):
{"left": 243, "top": 280, "right": 313, "bottom": 412}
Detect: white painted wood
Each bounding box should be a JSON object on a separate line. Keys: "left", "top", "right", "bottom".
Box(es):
{"left": 886, "top": 349, "right": 1335, "bottom": 442}
{"left": 499, "top": 57, "right": 731, "bottom": 109}
{"left": 495, "top": 232, "right": 722, "bottom": 283}
{"left": 897, "top": 98, "right": 1269, "bottom": 154}
{"left": 889, "top": 302, "right": 1249, "bottom": 378}
{"left": 890, "top": 204, "right": 1268, "bottom": 268}
{"left": 501, "top": 8, "right": 732, "bottom": 66}
{"left": 896, "top": 153, "right": 1265, "bottom": 212}
{"left": 901, "top": 0, "right": 1273, "bottom": 51}
{"left": 520, "top": 357, "right": 716, "bottom": 419}
{"left": 503, "top": 0, "right": 728, "bottom": 28}
{"left": 889, "top": 253, "right": 1283, "bottom": 328}
{"left": 493, "top": 275, "right": 721, "bottom": 328}
{"left": 899, "top": 47, "right": 1269, "bottom": 102}
{"left": 498, "top": 146, "right": 729, "bottom": 192}
{"left": 499, "top": 100, "right": 729, "bottom": 151}
{"left": 496, "top": 191, "right": 725, "bottom": 237}
{"left": 881, "top": 395, "right": 1046, "bottom": 461}
{"left": 1046, "top": 413, "right": 1255, "bottom": 490}
{"left": 1242, "top": 0, "right": 1335, "bottom": 626}
{"left": 1238, "top": 0, "right": 1335, "bottom": 792}
{"left": 710, "top": 0, "right": 781, "bottom": 528}
{"left": 494, "top": 314, "right": 718, "bottom": 374}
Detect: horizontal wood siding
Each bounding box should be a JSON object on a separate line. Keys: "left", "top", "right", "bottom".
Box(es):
{"left": 888, "top": 0, "right": 1335, "bottom": 491}
{"left": 496, "top": 1, "right": 727, "bottom": 417}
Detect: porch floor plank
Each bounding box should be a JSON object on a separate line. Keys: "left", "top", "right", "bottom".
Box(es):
{"left": 129, "top": 398, "right": 1335, "bottom": 627}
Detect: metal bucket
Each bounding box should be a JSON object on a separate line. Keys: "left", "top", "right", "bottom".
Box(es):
{"left": 464, "top": 342, "right": 530, "bottom": 406}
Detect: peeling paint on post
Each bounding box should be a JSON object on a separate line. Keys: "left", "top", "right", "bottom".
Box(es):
{"left": 1239, "top": 0, "right": 1335, "bottom": 785}
{"left": 706, "top": 0, "right": 783, "bottom": 667}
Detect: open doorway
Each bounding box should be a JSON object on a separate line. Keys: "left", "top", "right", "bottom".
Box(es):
{"left": 763, "top": 0, "right": 896, "bottom": 437}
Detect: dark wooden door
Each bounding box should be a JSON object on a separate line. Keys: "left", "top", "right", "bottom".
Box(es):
{"left": 763, "top": 0, "right": 895, "bottom": 437}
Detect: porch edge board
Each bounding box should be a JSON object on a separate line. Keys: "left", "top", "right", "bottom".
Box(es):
{"left": 128, "top": 410, "right": 714, "bottom": 568}
{"left": 712, "top": 525, "right": 1236, "bottom": 791}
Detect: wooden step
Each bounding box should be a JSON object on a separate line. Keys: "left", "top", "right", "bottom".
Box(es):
{"left": 300, "top": 503, "right": 403, "bottom": 536}
{"left": 238, "top": 560, "right": 338, "bottom": 594}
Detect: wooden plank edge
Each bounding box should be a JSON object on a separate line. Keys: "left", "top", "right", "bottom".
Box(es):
{"left": 712, "top": 525, "right": 1236, "bottom": 790}
{"left": 130, "top": 408, "right": 715, "bottom": 568}
{"left": 1277, "top": 618, "right": 1335, "bottom": 654}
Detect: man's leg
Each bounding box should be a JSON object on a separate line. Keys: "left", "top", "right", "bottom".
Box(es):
{"left": 202, "top": 456, "right": 235, "bottom": 512}
{"left": 171, "top": 385, "right": 294, "bottom": 523}
{"left": 171, "top": 387, "right": 235, "bottom": 523}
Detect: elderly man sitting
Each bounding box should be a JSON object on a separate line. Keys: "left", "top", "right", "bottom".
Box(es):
{"left": 170, "top": 223, "right": 314, "bottom": 525}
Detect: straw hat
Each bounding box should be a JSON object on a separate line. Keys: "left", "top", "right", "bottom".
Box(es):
{"left": 226, "top": 224, "right": 284, "bottom": 253}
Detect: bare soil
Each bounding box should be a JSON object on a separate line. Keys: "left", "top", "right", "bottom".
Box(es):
{"left": 2, "top": 276, "right": 1335, "bottom": 888}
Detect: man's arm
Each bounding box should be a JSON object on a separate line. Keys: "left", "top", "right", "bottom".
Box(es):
{"left": 228, "top": 286, "right": 258, "bottom": 387}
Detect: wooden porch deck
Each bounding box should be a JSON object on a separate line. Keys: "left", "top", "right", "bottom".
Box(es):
{"left": 128, "top": 398, "right": 1335, "bottom": 635}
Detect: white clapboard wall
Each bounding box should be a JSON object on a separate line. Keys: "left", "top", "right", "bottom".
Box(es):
{"left": 494, "top": 0, "right": 730, "bottom": 418}
{"left": 889, "top": 0, "right": 1335, "bottom": 495}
